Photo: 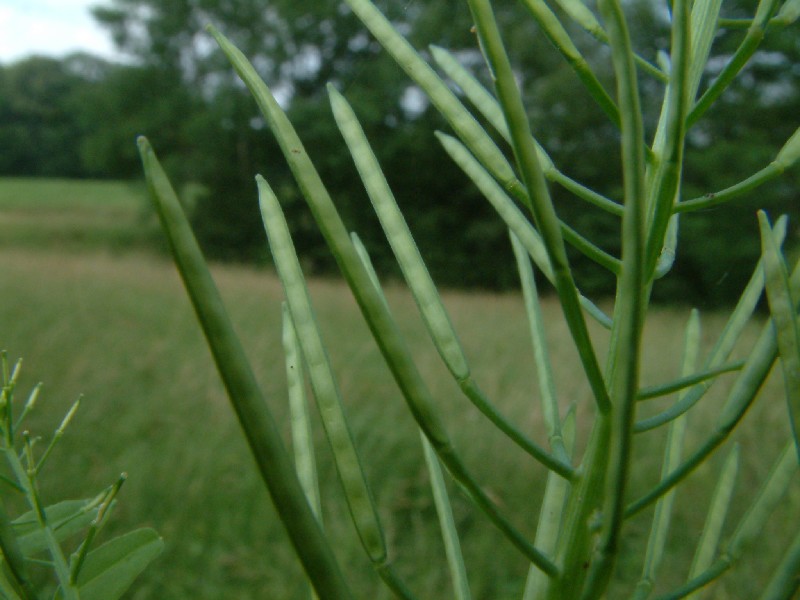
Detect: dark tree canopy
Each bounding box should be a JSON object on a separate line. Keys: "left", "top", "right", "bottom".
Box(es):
{"left": 0, "top": 0, "right": 796, "bottom": 305}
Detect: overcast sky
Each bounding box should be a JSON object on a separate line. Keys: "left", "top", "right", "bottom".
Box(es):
{"left": 0, "top": 0, "right": 119, "bottom": 64}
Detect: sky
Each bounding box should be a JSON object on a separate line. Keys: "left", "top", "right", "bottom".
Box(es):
{"left": 0, "top": 0, "right": 119, "bottom": 64}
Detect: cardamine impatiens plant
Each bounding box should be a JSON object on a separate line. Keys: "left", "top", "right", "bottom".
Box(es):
{"left": 139, "top": 0, "right": 800, "bottom": 597}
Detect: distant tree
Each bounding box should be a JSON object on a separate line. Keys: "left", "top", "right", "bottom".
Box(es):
{"left": 0, "top": 56, "right": 85, "bottom": 176}
{"left": 74, "top": 61, "right": 201, "bottom": 179}
{"left": 87, "top": 0, "right": 798, "bottom": 302}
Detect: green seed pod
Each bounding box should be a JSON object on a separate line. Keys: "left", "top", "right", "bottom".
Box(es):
{"left": 776, "top": 127, "right": 800, "bottom": 170}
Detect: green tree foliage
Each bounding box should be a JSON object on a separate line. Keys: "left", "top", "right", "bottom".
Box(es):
{"left": 0, "top": 56, "right": 86, "bottom": 176}
{"left": 0, "top": 0, "right": 796, "bottom": 304}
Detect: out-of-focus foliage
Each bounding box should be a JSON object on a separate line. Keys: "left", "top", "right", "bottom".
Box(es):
{"left": 0, "top": 0, "right": 797, "bottom": 305}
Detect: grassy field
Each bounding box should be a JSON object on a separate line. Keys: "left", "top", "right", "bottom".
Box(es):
{"left": 1, "top": 179, "right": 798, "bottom": 598}
{"left": 0, "top": 177, "right": 158, "bottom": 252}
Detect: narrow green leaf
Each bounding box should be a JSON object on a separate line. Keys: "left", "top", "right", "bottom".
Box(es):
{"left": 644, "top": 0, "right": 690, "bottom": 279}
{"left": 73, "top": 529, "right": 163, "bottom": 600}
{"left": 344, "top": 0, "right": 621, "bottom": 284}
{"left": 550, "top": 416, "right": 612, "bottom": 599}
{"left": 686, "top": 0, "right": 725, "bottom": 101}
{"left": 421, "top": 433, "right": 472, "bottom": 600}
{"left": 430, "top": 41, "right": 622, "bottom": 215}
{"left": 350, "top": 233, "right": 386, "bottom": 306}
{"left": 432, "top": 137, "right": 613, "bottom": 329}
{"left": 549, "top": 0, "right": 668, "bottom": 81}
{"left": 631, "top": 414, "right": 687, "bottom": 600}
{"left": 345, "top": 234, "right": 422, "bottom": 600}
{"left": 627, "top": 316, "right": 780, "bottom": 518}
{"left": 685, "top": 445, "right": 739, "bottom": 600}
{"left": 656, "top": 442, "right": 795, "bottom": 600}
{"left": 138, "top": 137, "right": 353, "bottom": 600}
{"left": 341, "top": 0, "right": 520, "bottom": 190}
{"left": 758, "top": 211, "right": 800, "bottom": 461}
{"left": 436, "top": 132, "right": 551, "bottom": 280}
{"left": 550, "top": 0, "right": 606, "bottom": 40}
{"left": 428, "top": 45, "right": 509, "bottom": 141}
{"left": 349, "top": 226, "right": 559, "bottom": 581}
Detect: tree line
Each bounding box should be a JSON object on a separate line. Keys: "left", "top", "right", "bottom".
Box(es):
{"left": 1, "top": 0, "right": 798, "bottom": 306}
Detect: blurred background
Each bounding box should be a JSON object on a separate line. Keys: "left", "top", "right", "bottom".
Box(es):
{"left": 1, "top": 0, "right": 798, "bottom": 306}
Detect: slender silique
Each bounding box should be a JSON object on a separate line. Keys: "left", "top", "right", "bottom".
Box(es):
{"left": 142, "top": 0, "right": 800, "bottom": 597}
{"left": 138, "top": 139, "right": 353, "bottom": 600}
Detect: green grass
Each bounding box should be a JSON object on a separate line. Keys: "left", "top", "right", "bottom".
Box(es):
{"left": 0, "top": 177, "right": 157, "bottom": 252}
{"left": 1, "top": 244, "right": 796, "bottom": 599}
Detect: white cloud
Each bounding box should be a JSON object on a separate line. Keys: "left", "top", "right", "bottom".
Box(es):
{"left": 0, "top": 1, "right": 118, "bottom": 63}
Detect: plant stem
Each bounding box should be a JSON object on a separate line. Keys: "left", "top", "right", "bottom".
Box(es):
{"left": 466, "top": 0, "right": 611, "bottom": 416}
{"left": 580, "top": 0, "right": 648, "bottom": 591}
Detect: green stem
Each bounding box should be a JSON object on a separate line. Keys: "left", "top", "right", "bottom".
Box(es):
{"left": 635, "top": 216, "right": 787, "bottom": 432}
{"left": 517, "top": 0, "right": 620, "bottom": 127}
{"left": 675, "top": 162, "right": 784, "bottom": 213}
{"left": 636, "top": 361, "right": 744, "bottom": 401}
{"left": 2, "top": 448, "right": 75, "bottom": 599}
{"left": 435, "top": 132, "right": 613, "bottom": 329}
{"left": 686, "top": 0, "right": 782, "bottom": 126}
{"left": 582, "top": 0, "right": 648, "bottom": 591}
{"left": 466, "top": 0, "right": 611, "bottom": 416}
{"left": 429, "top": 45, "right": 624, "bottom": 216}
{"left": 0, "top": 496, "right": 37, "bottom": 600}
{"left": 626, "top": 311, "right": 781, "bottom": 518}
{"left": 421, "top": 434, "right": 472, "bottom": 600}
{"left": 548, "top": 417, "right": 611, "bottom": 599}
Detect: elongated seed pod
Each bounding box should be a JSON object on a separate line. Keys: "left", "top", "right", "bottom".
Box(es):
{"left": 138, "top": 138, "right": 353, "bottom": 600}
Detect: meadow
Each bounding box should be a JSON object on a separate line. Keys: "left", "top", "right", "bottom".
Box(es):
{"left": 0, "top": 178, "right": 797, "bottom": 598}
{"left": 0, "top": 178, "right": 157, "bottom": 252}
